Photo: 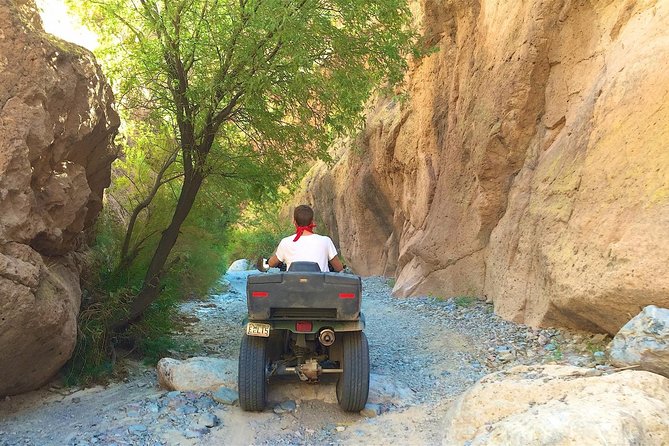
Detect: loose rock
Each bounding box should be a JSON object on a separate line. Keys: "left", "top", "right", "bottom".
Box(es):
{"left": 274, "top": 400, "right": 297, "bottom": 414}
{"left": 212, "top": 386, "right": 239, "bottom": 405}
{"left": 127, "top": 424, "right": 147, "bottom": 434}
{"left": 197, "top": 412, "right": 220, "bottom": 429}
{"left": 157, "top": 357, "right": 237, "bottom": 391}
{"left": 610, "top": 305, "right": 669, "bottom": 377}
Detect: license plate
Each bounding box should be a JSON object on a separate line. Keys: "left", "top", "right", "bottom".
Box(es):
{"left": 246, "top": 322, "right": 270, "bottom": 337}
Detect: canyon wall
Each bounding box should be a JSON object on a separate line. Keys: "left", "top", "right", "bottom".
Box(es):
{"left": 0, "top": 0, "right": 118, "bottom": 394}
{"left": 298, "top": 0, "right": 669, "bottom": 333}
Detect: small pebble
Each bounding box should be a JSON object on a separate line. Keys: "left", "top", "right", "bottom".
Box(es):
{"left": 183, "top": 429, "right": 204, "bottom": 439}
{"left": 274, "top": 400, "right": 297, "bottom": 414}
{"left": 197, "top": 412, "right": 220, "bottom": 429}
{"left": 128, "top": 424, "right": 147, "bottom": 434}
{"left": 360, "top": 403, "right": 381, "bottom": 418}
{"left": 212, "top": 387, "right": 239, "bottom": 405}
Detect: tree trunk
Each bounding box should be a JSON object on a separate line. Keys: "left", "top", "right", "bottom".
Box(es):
{"left": 114, "top": 170, "right": 204, "bottom": 328}
{"left": 118, "top": 202, "right": 146, "bottom": 267}
{"left": 118, "top": 150, "right": 178, "bottom": 267}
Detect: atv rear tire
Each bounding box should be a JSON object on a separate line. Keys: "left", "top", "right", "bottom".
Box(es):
{"left": 336, "top": 331, "right": 370, "bottom": 412}
{"left": 238, "top": 334, "right": 268, "bottom": 411}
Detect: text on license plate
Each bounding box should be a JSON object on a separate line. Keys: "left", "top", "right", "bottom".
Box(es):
{"left": 246, "top": 322, "right": 270, "bottom": 337}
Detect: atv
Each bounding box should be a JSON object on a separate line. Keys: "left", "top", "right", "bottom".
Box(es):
{"left": 238, "top": 260, "right": 369, "bottom": 412}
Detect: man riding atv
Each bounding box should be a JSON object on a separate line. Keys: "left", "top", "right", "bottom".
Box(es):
{"left": 266, "top": 204, "right": 344, "bottom": 273}
{"left": 240, "top": 204, "right": 369, "bottom": 413}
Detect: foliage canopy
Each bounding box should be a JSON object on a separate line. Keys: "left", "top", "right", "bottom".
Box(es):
{"left": 69, "top": 0, "right": 417, "bottom": 324}
{"left": 73, "top": 0, "right": 415, "bottom": 176}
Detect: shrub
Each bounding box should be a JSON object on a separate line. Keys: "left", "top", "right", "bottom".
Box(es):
{"left": 453, "top": 296, "right": 476, "bottom": 307}
{"left": 65, "top": 197, "right": 230, "bottom": 383}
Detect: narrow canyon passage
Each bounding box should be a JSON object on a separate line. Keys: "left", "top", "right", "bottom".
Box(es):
{"left": 0, "top": 272, "right": 596, "bottom": 446}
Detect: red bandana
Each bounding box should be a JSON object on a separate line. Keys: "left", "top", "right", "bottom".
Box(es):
{"left": 293, "top": 223, "right": 316, "bottom": 242}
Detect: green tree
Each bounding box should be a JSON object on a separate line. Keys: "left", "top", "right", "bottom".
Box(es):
{"left": 71, "top": 0, "right": 416, "bottom": 328}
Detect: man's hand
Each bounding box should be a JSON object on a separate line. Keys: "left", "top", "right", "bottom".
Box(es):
{"left": 329, "top": 256, "right": 344, "bottom": 272}
{"left": 267, "top": 254, "right": 281, "bottom": 268}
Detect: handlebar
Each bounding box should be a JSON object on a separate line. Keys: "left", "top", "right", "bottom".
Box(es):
{"left": 255, "top": 256, "right": 350, "bottom": 273}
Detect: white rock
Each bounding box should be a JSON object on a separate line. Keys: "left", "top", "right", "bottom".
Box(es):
{"left": 443, "top": 365, "right": 669, "bottom": 446}
{"left": 227, "top": 259, "right": 251, "bottom": 272}
{"left": 157, "top": 357, "right": 237, "bottom": 392}
{"left": 610, "top": 305, "right": 669, "bottom": 377}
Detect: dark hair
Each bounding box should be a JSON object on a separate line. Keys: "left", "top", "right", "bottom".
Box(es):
{"left": 294, "top": 205, "right": 314, "bottom": 226}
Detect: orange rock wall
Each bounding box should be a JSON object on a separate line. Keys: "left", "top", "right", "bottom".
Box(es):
{"left": 297, "top": 0, "right": 669, "bottom": 333}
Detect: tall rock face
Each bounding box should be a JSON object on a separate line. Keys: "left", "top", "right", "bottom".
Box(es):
{"left": 298, "top": 0, "right": 669, "bottom": 334}
{"left": 0, "top": 0, "right": 119, "bottom": 395}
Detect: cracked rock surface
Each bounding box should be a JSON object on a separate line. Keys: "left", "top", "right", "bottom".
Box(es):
{"left": 0, "top": 0, "right": 118, "bottom": 395}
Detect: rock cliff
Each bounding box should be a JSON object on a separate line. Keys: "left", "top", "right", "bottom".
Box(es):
{"left": 0, "top": 0, "right": 118, "bottom": 395}
{"left": 297, "top": 0, "right": 669, "bottom": 333}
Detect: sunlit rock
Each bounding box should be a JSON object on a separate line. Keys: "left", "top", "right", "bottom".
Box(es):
{"left": 157, "top": 357, "right": 238, "bottom": 392}
{"left": 294, "top": 0, "right": 669, "bottom": 334}
{"left": 442, "top": 365, "right": 669, "bottom": 445}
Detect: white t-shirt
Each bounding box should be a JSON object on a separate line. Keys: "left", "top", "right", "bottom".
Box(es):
{"left": 275, "top": 233, "right": 338, "bottom": 272}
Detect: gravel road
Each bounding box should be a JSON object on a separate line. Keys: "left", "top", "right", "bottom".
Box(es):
{"left": 0, "top": 270, "right": 610, "bottom": 445}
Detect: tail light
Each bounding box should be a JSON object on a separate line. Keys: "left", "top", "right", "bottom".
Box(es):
{"left": 251, "top": 291, "right": 268, "bottom": 298}
{"left": 339, "top": 293, "right": 355, "bottom": 299}
{"left": 295, "top": 321, "right": 312, "bottom": 332}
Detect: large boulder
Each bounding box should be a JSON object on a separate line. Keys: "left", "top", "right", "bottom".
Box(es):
{"left": 0, "top": 0, "right": 118, "bottom": 395}
{"left": 295, "top": 0, "right": 669, "bottom": 333}
{"left": 157, "top": 357, "right": 238, "bottom": 392}
{"left": 227, "top": 259, "right": 250, "bottom": 272}
{"left": 443, "top": 365, "right": 669, "bottom": 445}
{"left": 610, "top": 305, "right": 669, "bottom": 377}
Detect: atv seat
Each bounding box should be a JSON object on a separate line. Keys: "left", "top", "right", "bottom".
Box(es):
{"left": 288, "top": 261, "right": 321, "bottom": 272}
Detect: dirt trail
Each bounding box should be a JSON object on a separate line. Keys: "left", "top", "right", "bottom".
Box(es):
{"left": 0, "top": 271, "right": 596, "bottom": 445}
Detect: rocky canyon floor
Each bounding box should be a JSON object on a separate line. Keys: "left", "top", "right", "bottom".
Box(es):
{"left": 0, "top": 271, "right": 612, "bottom": 446}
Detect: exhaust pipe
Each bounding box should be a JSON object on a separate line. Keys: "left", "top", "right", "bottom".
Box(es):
{"left": 318, "top": 329, "right": 335, "bottom": 346}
